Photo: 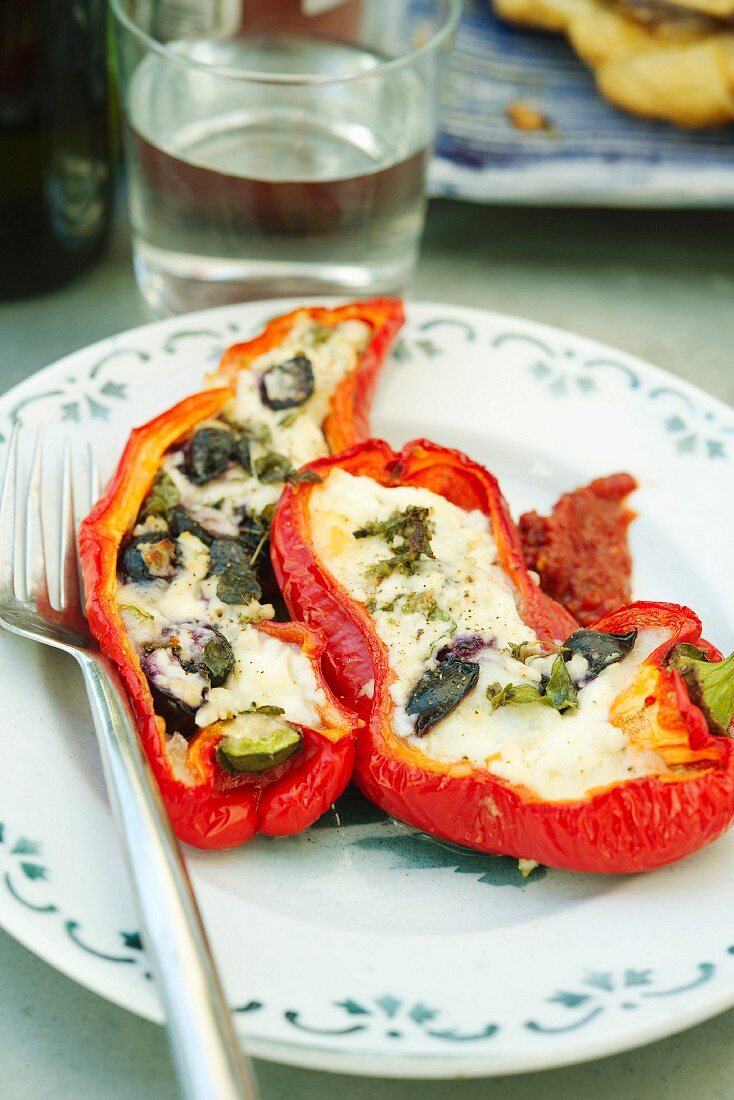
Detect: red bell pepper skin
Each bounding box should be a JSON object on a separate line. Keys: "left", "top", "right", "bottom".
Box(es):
{"left": 78, "top": 298, "right": 405, "bottom": 849}
{"left": 214, "top": 298, "right": 405, "bottom": 453}
{"left": 271, "top": 438, "right": 734, "bottom": 873}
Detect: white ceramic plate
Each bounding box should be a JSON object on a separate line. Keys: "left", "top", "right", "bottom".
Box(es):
{"left": 1, "top": 300, "right": 733, "bottom": 1080}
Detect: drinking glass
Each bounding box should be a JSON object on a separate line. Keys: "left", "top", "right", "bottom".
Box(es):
{"left": 111, "top": 0, "right": 460, "bottom": 315}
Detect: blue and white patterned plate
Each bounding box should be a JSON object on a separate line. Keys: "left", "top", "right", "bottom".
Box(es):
{"left": 1, "top": 299, "right": 733, "bottom": 1078}
{"left": 428, "top": 0, "right": 734, "bottom": 205}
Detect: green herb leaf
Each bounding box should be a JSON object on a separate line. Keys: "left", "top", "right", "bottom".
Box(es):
{"left": 285, "top": 468, "right": 322, "bottom": 485}
{"left": 254, "top": 452, "right": 293, "bottom": 484}
{"left": 201, "top": 636, "right": 236, "bottom": 687}
{"left": 169, "top": 507, "right": 212, "bottom": 545}
{"left": 304, "top": 323, "right": 333, "bottom": 347}
{"left": 231, "top": 436, "right": 253, "bottom": 474}
{"left": 140, "top": 470, "right": 180, "bottom": 521}
{"left": 508, "top": 640, "right": 542, "bottom": 663}
{"left": 487, "top": 657, "right": 578, "bottom": 714}
{"left": 487, "top": 681, "right": 549, "bottom": 711}
{"left": 217, "top": 566, "right": 262, "bottom": 605}
{"left": 544, "top": 655, "right": 579, "bottom": 712}
{"left": 668, "top": 644, "right": 734, "bottom": 736}
{"left": 118, "top": 603, "right": 155, "bottom": 622}
{"left": 228, "top": 418, "right": 272, "bottom": 446}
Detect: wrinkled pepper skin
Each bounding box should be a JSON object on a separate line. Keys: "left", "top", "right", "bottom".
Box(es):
{"left": 79, "top": 298, "right": 404, "bottom": 848}
{"left": 271, "top": 439, "right": 734, "bottom": 873}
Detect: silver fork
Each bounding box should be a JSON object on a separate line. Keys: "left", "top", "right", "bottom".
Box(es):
{"left": 0, "top": 426, "right": 259, "bottom": 1100}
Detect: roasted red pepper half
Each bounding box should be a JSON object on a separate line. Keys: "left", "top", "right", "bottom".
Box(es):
{"left": 272, "top": 438, "right": 734, "bottom": 874}
{"left": 80, "top": 299, "right": 404, "bottom": 848}
{"left": 80, "top": 390, "right": 355, "bottom": 847}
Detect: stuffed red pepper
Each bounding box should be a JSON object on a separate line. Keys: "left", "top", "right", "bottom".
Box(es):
{"left": 80, "top": 299, "right": 403, "bottom": 848}
{"left": 271, "top": 438, "right": 734, "bottom": 873}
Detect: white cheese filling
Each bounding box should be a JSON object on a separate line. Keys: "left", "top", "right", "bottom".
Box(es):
{"left": 196, "top": 629, "right": 326, "bottom": 730}
{"left": 118, "top": 532, "right": 324, "bottom": 730}
{"left": 115, "top": 317, "right": 370, "bottom": 743}
{"left": 309, "top": 469, "right": 670, "bottom": 802}
{"left": 163, "top": 316, "right": 371, "bottom": 525}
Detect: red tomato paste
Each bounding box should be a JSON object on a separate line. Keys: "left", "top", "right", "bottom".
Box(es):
{"left": 519, "top": 473, "right": 637, "bottom": 627}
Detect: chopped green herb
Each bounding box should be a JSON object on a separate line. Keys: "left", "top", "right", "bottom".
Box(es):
{"left": 304, "top": 323, "right": 333, "bottom": 347}
{"left": 544, "top": 655, "right": 579, "bottom": 712}
{"left": 208, "top": 540, "right": 262, "bottom": 604}
{"left": 354, "top": 506, "right": 435, "bottom": 584}
{"left": 201, "top": 636, "right": 236, "bottom": 687}
{"left": 229, "top": 418, "right": 272, "bottom": 446}
{"left": 169, "top": 507, "right": 212, "bottom": 545}
{"left": 487, "top": 655, "right": 578, "bottom": 714}
{"left": 208, "top": 538, "right": 252, "bottom": 576}
{"left": 118, "top": 603, "right": 154, "bottom": 622}
{"left": 508, "top": 640, "right": 542, "bottom": 664}
{"left": 286, "top": 468, "right": 322, "bottom": 485}
{"left": 401, "top": 591, "right": 451, "bottom": 621}
{"left": 140, "top": 470, "right": 180, "bottom": 521}
{"left": 487, "top": 681, "right": 549, "bottom": 711}
{"left": 231, "top": 436, "right": 253, "bottom": 474}
{"left": 217, "top": 567, "right": 262, "bottom": 605}
{"left": 254, "top": 452, "right": 293, "bottom": 484}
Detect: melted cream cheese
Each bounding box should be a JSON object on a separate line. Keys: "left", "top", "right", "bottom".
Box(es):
{"left": 159, "top": 317, "right": 370, "bottom": 527}
{"left": 117, "top": 534, "right": 320, "bottom": 735}
{"left": 196, "top": 628, "right": 326, "bottom": 730}
{"left": 116, "top": 317, "right": 370, "bottom": 744}
{"left": 309, "top": 469, "right": 670, "bottom": 802}
{"left": 229, "top": 314, "right": 371, "bottom": 434}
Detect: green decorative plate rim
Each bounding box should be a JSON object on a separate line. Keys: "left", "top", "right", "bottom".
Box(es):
{"left": 1, "top": 298, "right": 733, "bottom": 1079}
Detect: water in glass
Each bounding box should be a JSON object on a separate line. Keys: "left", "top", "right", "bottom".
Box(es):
{"left": 127, "top": 37, "right": 430, "bottom": 313}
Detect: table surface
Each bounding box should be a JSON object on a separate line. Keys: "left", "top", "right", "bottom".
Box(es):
{"left": 2, "top": 201, "right": 734, "bottom": 1100}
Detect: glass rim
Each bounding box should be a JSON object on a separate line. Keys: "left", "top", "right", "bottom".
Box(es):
{"left": 109, "top": 0, "right": 462, "bottom": 86}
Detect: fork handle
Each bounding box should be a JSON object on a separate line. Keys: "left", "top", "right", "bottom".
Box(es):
{"left": 75, "top": 650, "right": 260, "bottom": 1100}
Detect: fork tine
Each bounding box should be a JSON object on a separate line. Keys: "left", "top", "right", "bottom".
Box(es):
{"left": 87, "top": 442, "right": 101, "bottom": 509}
{"left": 58, "top": 437, "right": 81, "bottom": 616}
{"left": 58, "top": 439, "right": 102, "bottom": 624}
{"left": 24, "top": 430, "right": 49, "bottom": 606}
{"left": 0, "top": 423, "right": 19, "bottom": 598}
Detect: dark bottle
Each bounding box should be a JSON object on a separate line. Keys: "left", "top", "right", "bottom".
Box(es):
{"left": 0, "top": 2, "right": 113, "bottom": 299}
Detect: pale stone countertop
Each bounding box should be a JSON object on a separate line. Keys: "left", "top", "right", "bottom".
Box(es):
{"left": 1, "top": 201, "right": 734, "bottom": 1100}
